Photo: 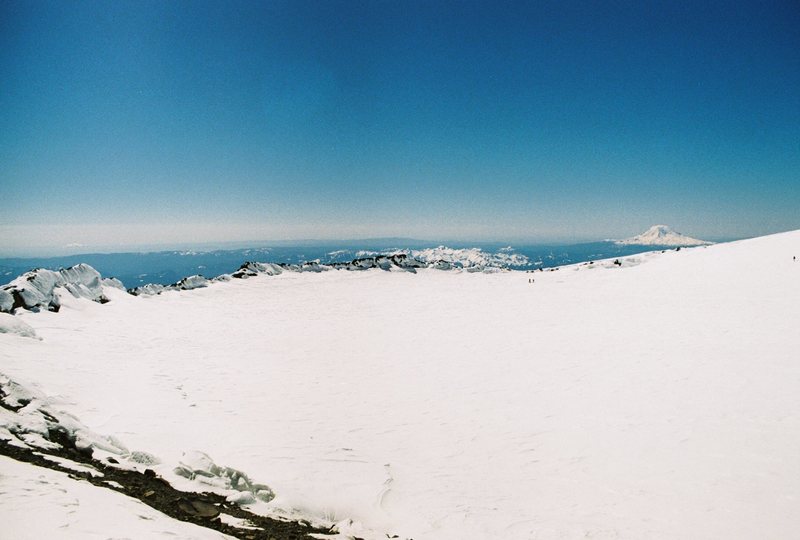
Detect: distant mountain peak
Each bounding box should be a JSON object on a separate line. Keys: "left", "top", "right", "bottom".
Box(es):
{"left": 616, "top": 225, "right": 711, "bottom": 246}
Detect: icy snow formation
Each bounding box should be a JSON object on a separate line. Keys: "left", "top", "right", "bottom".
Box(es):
{"left": 616, "top": 224, "right": 711, "bottom": 246}
{"left": 129, "top": 274, "right": 223, "bottom": 296}
{"left": 174, "top": 450, "right": 275, "bottom": 505}
{"left": 0, "top": 313, "right": 40, "bottom": 340}
{"left": 0, "top": 263, "right": 124, "bottom": 314}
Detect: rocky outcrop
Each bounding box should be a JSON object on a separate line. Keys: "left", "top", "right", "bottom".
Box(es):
{"left": 328, "top": 253, "right": 424, "bottom": 273}
{"left": 0, "top": 264, "right": 116, "bottom": 314}
{"left": 227, "top": 252, "right": 506, "bottom": 280}
{"left": 129, "top": 275, "right": 213, "bottom": 296}
{"left": 128, "top": 283, "right": 166, "bottom": 296}
{"left": 230, "top": 261, "right": 284, "bottom": 279}
{"left": 171, "top": 275, "right": 210, "bottom": 291}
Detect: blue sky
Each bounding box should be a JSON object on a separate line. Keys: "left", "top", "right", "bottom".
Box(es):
{"left": 1, "top": 0, "right": 798, "bottom": 254}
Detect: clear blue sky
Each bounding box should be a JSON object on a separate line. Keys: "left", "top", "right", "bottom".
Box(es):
{"left": 2, "top": 0, "right": 799, "bottom": 254}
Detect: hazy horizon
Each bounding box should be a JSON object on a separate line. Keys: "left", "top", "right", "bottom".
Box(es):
{"left": 0, "top": 225, "right": 751, "bottom": 259}
{"left": 0, "top": 220, "right": 777, "bottom": 258}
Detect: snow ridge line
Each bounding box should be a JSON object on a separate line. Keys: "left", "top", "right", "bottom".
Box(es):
{"left": 0, "top": 252, "right": 514, "bottom": 314}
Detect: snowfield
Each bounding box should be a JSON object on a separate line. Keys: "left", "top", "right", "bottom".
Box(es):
{"left": 2, "top": 230, "right": 800, "bottom": 539}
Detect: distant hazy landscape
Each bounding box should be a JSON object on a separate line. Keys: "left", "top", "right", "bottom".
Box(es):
{"left": 0, "top": 241, "right": 698, "bottom": 289}
{"left": 0, "top": 226, "right": 729, "bottom": 289}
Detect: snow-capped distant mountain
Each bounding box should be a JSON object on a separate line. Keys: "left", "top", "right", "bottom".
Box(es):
{"left": 616, "top": 225, "right": 711, "bottom": 246}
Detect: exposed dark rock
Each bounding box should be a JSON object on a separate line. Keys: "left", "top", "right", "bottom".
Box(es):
{"left": 232, "top": 262, "right": 284, "bottom": 279}
{"left": 128, "top": 283, "right": 166, "bottom": 296}
{"left": 172, "top": 275, "right": 210, "bottom": 291}
{"left": 129, "top": 275, "right": 211, "bottom": 296}
{"left": 0, "top": 438, "right": 335, "bottom": 540}
{"left": 0, "top": 376, "right": 347, "bottom": 540}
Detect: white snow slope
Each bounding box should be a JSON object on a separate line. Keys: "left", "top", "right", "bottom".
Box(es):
{"left": 2, "top": 230, "right": 800, "bottom": 539}
{"left": 616, "top": 224, "right": 711, "bottom": 246}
